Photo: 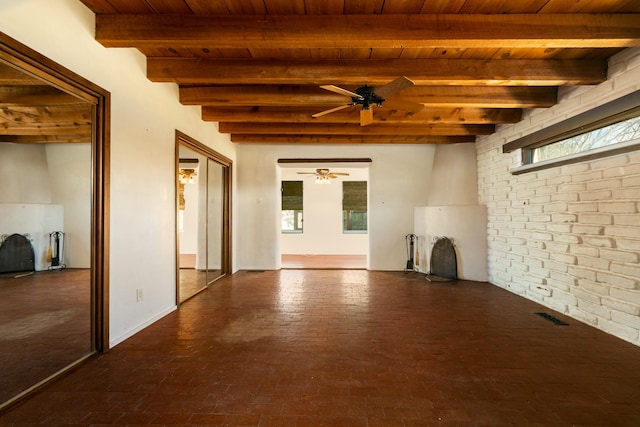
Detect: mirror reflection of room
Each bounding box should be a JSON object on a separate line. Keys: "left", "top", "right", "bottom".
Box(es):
{"left": 176, "top": 139, "right": 229, "bottom": 304}
{"left": 178, "top": 147, "right": 207, "bottom": 302}
{"left": 0, "top": 65, "right": 93, "bottom": 404}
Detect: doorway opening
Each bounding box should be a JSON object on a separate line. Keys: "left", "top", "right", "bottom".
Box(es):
{"left": 278, "top": 159, "right": 370, "bottom": 269}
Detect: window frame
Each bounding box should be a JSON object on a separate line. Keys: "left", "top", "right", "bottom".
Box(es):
{"left": 503, "top": 90, "right": 640, "bottom": 175}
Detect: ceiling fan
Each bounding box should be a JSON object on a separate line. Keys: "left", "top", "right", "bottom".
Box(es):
{"left": 297, "top": 168, "right": 349, "bottom": 184}
{"left": 312, "top": 76, "right": 417, "bottom": 126}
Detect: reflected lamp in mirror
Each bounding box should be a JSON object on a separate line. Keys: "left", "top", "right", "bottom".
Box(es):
{"left": 179, "top": 168, "right": 197, "bottom": 184}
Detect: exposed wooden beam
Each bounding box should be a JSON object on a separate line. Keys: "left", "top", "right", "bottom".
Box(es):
{"left": 0, "top": 86, "right": 87, "bottom": 106}
{"left": 0, "top": 134, "right": 92, "bottom": 143}
{"left": 202, "top": 106, "right": 523, "bottom": 124}
{"left": 0, "top": 105, "right": 93, "bottom": 126}
{"left": 150, "top": 58, "right": 606, "bottom": 86}
{"left": 230, "top": 135, "right": 476, "bottom": 144}
{"left": 183, "top": 86, "right": 557, "bottom": 108}
{"left": 95, "top": 14, "right": 640, "bottom": 49}
{"left": 0, "top": 63, "right": 43, "bottom": 85}
{"left": 218, "top": 122, "right": 494, "bottom": 136}
{"left": 0, "top": 122, "right": 92, "bottom": 136}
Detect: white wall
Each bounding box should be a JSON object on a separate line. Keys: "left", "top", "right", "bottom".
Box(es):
{"left": 427, "top": 143, "right": 479, "bottom": 205}
{"left": 46, "top": 143, "right": 92, "bottom": 268}
{"left": 280, "top": 166, "right": 368, "bottom": 255}
{"left": 238, "top": 144, "right": 436, "bottom": 270}
{"left": 477, "top": 47, "right": 640, "bottom": 346}
{"left": 414, "top": 205, "right": 488, "bottom": 281}
{"left": 0, "top": 0, "right": 237, "bottom": 347}
{"left": 0, "top": 143, "right": 90, "bottom": 270}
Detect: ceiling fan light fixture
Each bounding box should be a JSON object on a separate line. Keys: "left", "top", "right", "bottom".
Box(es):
{"left": 315, "top": 175, "right": 331, "bottom": 184}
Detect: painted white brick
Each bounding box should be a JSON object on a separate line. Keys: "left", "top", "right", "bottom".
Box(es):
{"left": 568, "top": 265, "right": 597, "bottom": 281}
{"left": 553, "top": 234, "right": 581, "bottom": 244}
{"left": 551, "top": 192, "right": 580, "bottom": 202}
{"left": 613, "top": 188, "right": 640, "bottom": 200}
{"left": 601, "top": 250, "right": 640, "bottom": 264}
{"left": 597, "top": 318, "right": 639, "bottom": 344}
{"left": 567, "top": 202, "right": 598, "bottom": 213}
{"left": 547, "top": 223, "right": 573, "bottom": 233}
{"left": 578, "top": 213, "right": 613, "bottom": 225}
{"left": 605, "top": 226, "right": 640, "bottom": 239}
{"left": 530, "top": 231, "right": 553, "bottom": 241}
{"left": 576, "top": 255, "right": 610, "bottom": 271}
{"left": 569, "top": 307, "right": 599, "bottom": 325}
{"left": 571, "top": 286, "right": 602, "bottom": 304}
{"left": 582, "top": 236, "right": 615, "bottom": 248}
{"left": 577, "top": 299, "right": 611, "bottom": 319}
{"left": 572, "top": 224, "right": 604, "bottom": 235}
{"left": 598, "top": 201, "right": 637, "bottom": 214}
{"left": 476, "top": 47, "right": 640, "bottom": 347}
{"left": 609, "top": 262, "right": 640, "bottom": 278}
{"left": 611, "top": 310, "right": 640, "bottom": 330}
{"left": 569, "top": 244, "right": 599, "bottom": 258}
{"left": 616, "top": 238, "right": 640, "bottom": 252}
{"left": 558, "top": 183, "right": 587, "bottom": 193}
{"left": 596, "top": 271, "right": 637, "bottom": 290}
{"left": 621, "top": 174, "right": 640, "bottom": 187}
{"left": 572, "top": 170, "right": 604, "bottom": 183}
{"left": 544, "top": 259, "right": 569, "bottom": 273}
{"left": 551, "top": 213, "right": 577, "bottom": 223}
{"left": 589, "top": 155, "right": 629, "bottom": 170}
{"left": 579, "top": 190, "right": 612, "bottom": 201}
{"left": 586, "top": 179, "right": 622, "bottom": 191}
{"left": 601, "top": 296, "right": 640, "bottom": 316}
{"left": 578, "top": 279, "right": 611, "bottom": 296}
{"left": 604, "top": 163, "right": 640, "bottom": 178}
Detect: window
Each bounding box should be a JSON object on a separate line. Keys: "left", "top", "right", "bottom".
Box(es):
{"left": 343, "top": 181, "right": 367, "bottom": 233}
{"left": 530, "top": 115, "right": 640, "bottom": 164}
{"left": 281, "top": 181, "right": 303, "bottom": 233}
{"left": 503, "top": 90, "right": 640, "bottom": 174}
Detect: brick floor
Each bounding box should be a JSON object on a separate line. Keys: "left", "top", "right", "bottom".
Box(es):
{"left": 1, "top": 270, "right": 640, "bottom": 426}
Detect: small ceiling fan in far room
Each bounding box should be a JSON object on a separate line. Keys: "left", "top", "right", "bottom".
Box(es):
{"left": 297, "top": 168, "right": 349, "bottom": 184}
{"left": 312, "top": 76, "right": 419, "bottom": 126}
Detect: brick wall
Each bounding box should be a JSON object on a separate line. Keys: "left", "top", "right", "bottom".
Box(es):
{"left": 476, "top": 48, "right": 640, "bottom": 346}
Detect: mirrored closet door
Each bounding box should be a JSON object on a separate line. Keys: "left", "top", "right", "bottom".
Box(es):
{"left": 0, "top": 33, "right": 108, "bottom": 411}
{"left": 176, "top": 132, "right": 231, "bottom": 304}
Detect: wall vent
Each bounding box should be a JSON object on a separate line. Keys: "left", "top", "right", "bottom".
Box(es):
{"left": 535, "top": 312, "right": 569, "bottom": 325}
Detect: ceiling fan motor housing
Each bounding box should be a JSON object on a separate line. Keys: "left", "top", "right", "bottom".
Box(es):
{"left": 353, "top": 85, "right": 385, "bottom": 109}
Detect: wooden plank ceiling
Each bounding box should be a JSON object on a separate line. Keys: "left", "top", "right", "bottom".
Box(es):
{"left": 4, "top": 0, "right": 640, "bottom": 145}
{"left": 0, "top": 62, "right": 93, "bottom": 143}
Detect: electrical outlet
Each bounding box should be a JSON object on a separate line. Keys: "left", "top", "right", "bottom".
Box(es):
{"left": 136, "top": 288, "right": 143, "bottom": 302}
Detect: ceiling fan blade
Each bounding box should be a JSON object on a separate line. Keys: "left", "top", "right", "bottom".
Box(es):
{"left": 384, "top": 98, "right": 424, "bottom": 113}
{"left": 297, "top": 172, "right": 316, "bottom": 175}
{"left": 320, "top": 85, "right": 364, "bottom": 99}
{"left": 375, "top": 76, "right": 415, "bottom": 98}
{"left": 331, "top": 172, "right": 350, "bottom": 176}
{"left": 360, "top": 108, "right": 374, "bottom": 126}
{"left": 312, "top": 104, "right": 352, "bottom": 118}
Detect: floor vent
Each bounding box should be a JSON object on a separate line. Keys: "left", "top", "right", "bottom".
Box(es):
{"left": 535, "top": 312, "right": 569, "bottom": 325}
{"left": 246, "top": 270, "right": 266, "bottom": 273}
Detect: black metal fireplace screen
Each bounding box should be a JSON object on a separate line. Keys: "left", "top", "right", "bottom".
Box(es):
{"left": 0, "top": 233, "right": 35, "bottom": 274}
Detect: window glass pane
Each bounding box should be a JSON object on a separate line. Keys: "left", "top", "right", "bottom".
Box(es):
{"left": 282, "top": 181, "right": 303, "bottom": 233}
{"left": 343, "top": 181, "right": 367, "bottom": 232}
{"left": 531, "top": 115, "right": 640, "bottom": 163}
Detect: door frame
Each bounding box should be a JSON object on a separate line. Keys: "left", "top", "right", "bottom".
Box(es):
{"left": 175, "top": 130, "right": 232, "bottom": 304}
{"left": 0, "top": 32, "right": 110, "bottom": 410}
